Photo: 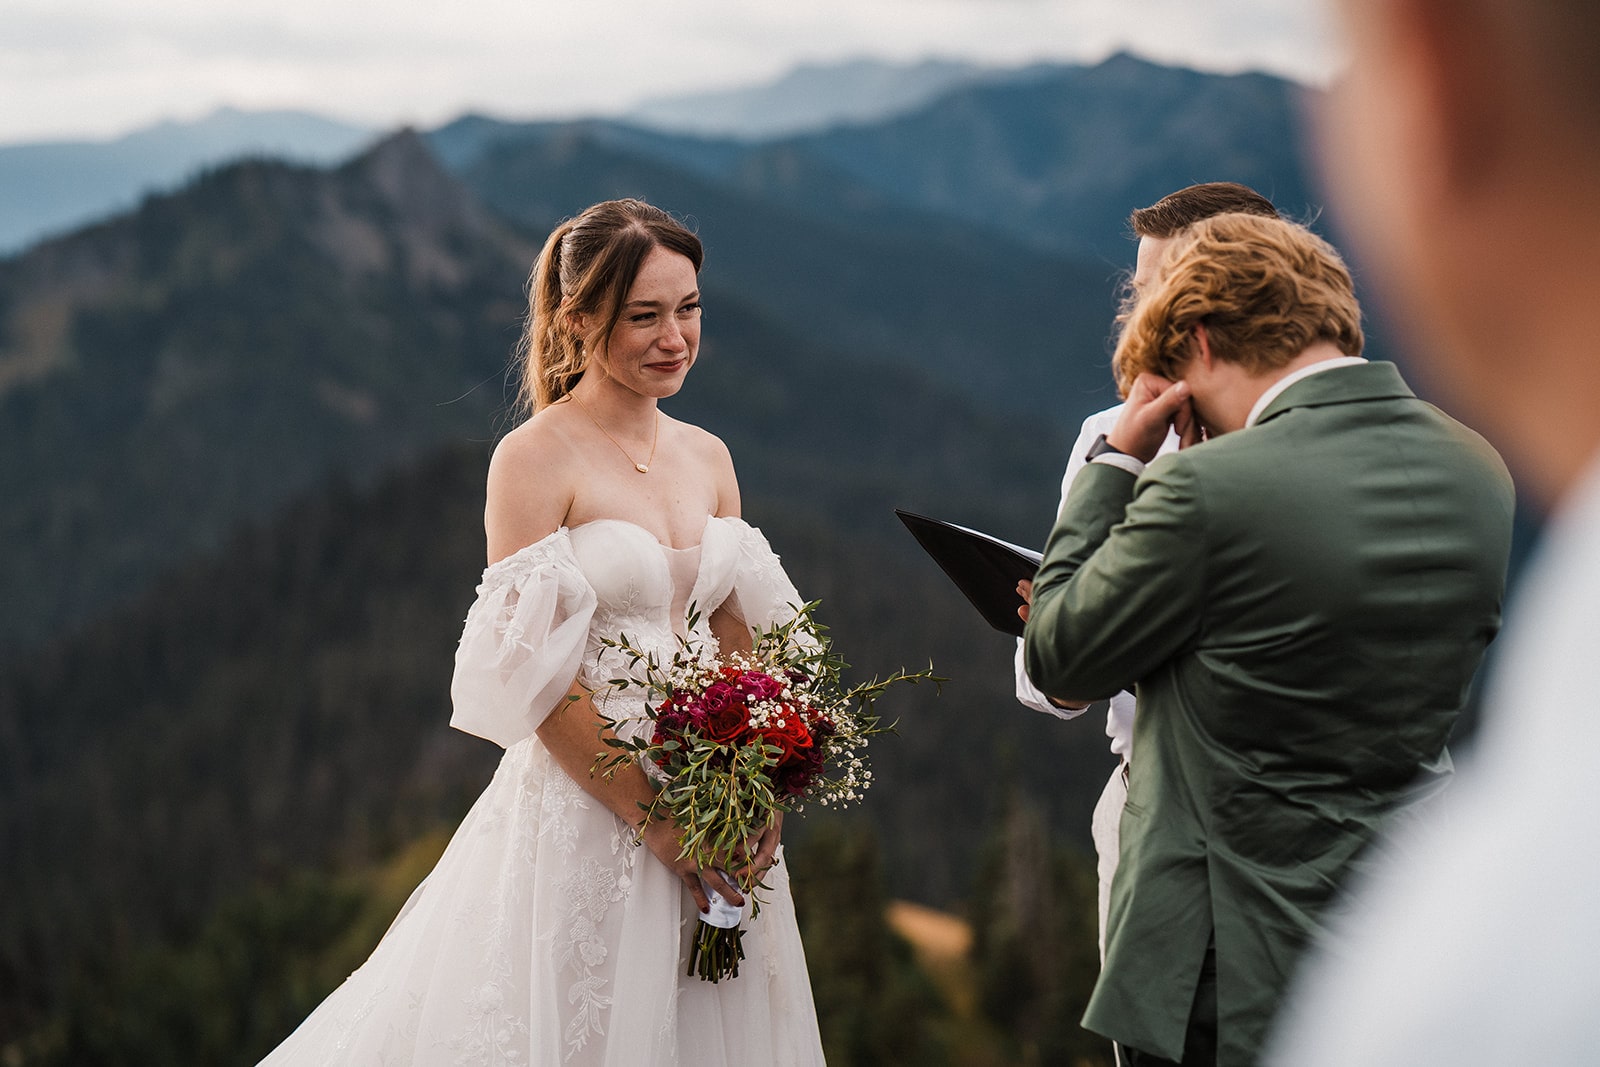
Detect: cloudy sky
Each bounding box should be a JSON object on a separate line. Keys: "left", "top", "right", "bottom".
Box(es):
{"left": 4, "top": 0, "right": 1342, "bottom": 145}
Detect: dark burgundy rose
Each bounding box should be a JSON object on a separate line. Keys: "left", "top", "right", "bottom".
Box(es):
{"left": 735, "top": 670, "right": 785, "bottom": 702}
{"left": 777, "top": 764, "right": 815, "bottom": 798}
{"left": 699, "top": 681, "right": 735, "bottom": 715}
{"left": 653, "top": 694, "right": 691, "bottom": 735}
{"left": 700, "top": 682, "right": 750, "bottom": 742}
{"left": 659, "top": 688, "right": 706, "bottom": 729}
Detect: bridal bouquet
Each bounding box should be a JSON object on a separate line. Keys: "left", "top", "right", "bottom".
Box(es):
{"left": 594, "top": 602, "right": 938, "bottom": 981}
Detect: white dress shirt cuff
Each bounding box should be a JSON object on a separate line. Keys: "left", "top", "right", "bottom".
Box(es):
{"left": 1014, "top": 639, "right": 1090, "bottom": 721}
{"left": 1090, "top": 452, "right": 1146, "bottom": 477}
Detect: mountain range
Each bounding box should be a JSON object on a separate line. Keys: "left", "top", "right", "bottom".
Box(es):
{"left": 0, "top": 52, "right": 1368, "bottom": 1062}
{"left": 3, "top": 51, "right": 1325, "bottom": 656}
{"left": 0, "top": 53, "right": 1315, "bottom": 264}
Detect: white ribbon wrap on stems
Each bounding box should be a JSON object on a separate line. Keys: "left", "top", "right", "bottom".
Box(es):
{"left": 698, "top": 870, "right": 748, "bottom": 929}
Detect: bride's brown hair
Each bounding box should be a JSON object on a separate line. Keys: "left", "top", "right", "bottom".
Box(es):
{"left": 516, "top": 198, "right": 704, "bottom": 415}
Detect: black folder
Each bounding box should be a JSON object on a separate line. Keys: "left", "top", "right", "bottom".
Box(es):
{"left": 895, "top": 509, "right": 1043, "bottom": 638}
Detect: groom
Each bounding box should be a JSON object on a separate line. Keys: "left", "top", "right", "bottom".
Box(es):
{"left": 1022, "top": 213, "right": 1514, "bottom": 1064}
{"left": 1013, "top": 181, "right": 1279, "bottom": 965}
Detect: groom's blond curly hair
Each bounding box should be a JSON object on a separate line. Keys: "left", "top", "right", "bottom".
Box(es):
{"left": 1112, "top": 214, "right": 1364, "bottom": 395}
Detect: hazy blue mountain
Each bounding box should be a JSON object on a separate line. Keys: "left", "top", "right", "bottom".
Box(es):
{"left": 428, "top": 114, "right": 978, "bottom": 248}
{"left": 625, "top": 56, "right": 999, "bottom": 139}
{"left": 0, "top": 107, "right": 375, "bottom": 255}
{"left": 750, "top": 52, "right": 1319, "bottom": 264}
{"left": 437, "top": 53, "right": 1318, "bottom": 270}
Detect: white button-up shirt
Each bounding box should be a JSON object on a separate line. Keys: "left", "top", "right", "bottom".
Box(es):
{"left": 1013, "top": 404, "right": 1177, "bottom": 760}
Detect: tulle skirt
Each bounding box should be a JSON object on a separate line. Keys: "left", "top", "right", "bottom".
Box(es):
{"left": 257, "top": 737, "right": 824, "bottom": 1065}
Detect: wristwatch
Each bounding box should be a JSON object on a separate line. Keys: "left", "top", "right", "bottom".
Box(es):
{"left": 1084, "top": 433, "right": 1129, "bottom": 462}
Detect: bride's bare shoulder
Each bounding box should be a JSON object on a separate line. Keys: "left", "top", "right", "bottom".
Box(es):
{"left": 485, "top": 406, "right": 583, "bottom": 561}
{"left": 667, "top": 417, "right": 733, "bottom": 465}
{"left": 492, "top": 404, "right": 585, "bottom": 473}
{"left": 666, "top": 416, "right": 739, "bottom": 514}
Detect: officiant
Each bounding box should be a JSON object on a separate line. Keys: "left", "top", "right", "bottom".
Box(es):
{"left": 1022, "top": 213, "right": 1514, "bottom": 1065}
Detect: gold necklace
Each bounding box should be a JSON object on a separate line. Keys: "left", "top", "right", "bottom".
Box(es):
{"left": 568, "top": 392, "right": 660, "bottom": 473}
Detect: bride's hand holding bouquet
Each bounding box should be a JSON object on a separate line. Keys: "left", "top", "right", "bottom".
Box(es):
{"left": 595, "top": 602, "right": 939, "bottom": 981}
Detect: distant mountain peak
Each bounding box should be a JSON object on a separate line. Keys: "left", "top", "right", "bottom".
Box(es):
{"left": 347, "top": 127, "right": 460, "bottom": 208}
{"left": 625, "top": 55, "right": 996, "bottom": 139}
{"left": 315, "top": 130, "right": 517, "bottom": 291}
{"left": 1095, "top": 50, "right": 1168, "bottom": 73}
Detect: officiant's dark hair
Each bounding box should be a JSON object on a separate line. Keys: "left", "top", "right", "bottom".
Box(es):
{"left": 518, "top": 199, "right": 703, "bottom": 413}
{"left": 1113, "top": 214, "right": 1363, "bottom": 389}
{"left": 1130, "top": 182, "right": 1278, "bottom": 239}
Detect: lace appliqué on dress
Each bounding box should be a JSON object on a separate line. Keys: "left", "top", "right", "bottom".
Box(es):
{"left": 446, "top": 742, "right": 542, "bottom": 1065}
{"left": 556, "top": 857, "right": 629, "bottom": 1060}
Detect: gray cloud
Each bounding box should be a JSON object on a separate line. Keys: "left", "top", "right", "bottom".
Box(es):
{"left": 0, "top": 0, "right": 1340, "bottom": 143}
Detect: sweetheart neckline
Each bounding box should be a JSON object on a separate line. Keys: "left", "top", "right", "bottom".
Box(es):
{"left": 566, "top": 514, "right": 726, "bottom": 552}
{"left": 482, "top": 514, "right": 741, "bottom": 579}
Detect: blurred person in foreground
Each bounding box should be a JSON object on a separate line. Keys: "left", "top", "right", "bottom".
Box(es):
{"left": 1266, "top": 1, "right": 1600, "bottom": 1062}
{"left": 258, "top": 198, "right": 824, "bottom": 1064}
{"left": 1014, "top": 182, "right": 1279, "bottom": 966}
{"left": 1023, "top": 213, "right": 1514, "bottom": 1065}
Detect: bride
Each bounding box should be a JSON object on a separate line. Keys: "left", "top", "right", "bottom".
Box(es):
{"left": 259, "top": 199, "right": 826, "bottom": 1065}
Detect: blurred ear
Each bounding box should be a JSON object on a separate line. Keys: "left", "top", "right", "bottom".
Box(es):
{"left": 1388, "top": 0, "right": 1510, "bottom": 197}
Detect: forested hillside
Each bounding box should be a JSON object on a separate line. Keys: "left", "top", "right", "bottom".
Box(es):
{"left": 0, "top": 132, "right": 534, "bottom": 652}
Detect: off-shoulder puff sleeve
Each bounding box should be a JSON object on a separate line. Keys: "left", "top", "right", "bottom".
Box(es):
{"left": 449, "top": 530, "right": 598, "bottom": 748}
{"left": 721, "top": 518, "right": 808, "bottom": 632}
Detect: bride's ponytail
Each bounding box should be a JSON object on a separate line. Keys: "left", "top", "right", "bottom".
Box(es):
{"left": 516, "top": 220, "right": 581, "bottom": 415}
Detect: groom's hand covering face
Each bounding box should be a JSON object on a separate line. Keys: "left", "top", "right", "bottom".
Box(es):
{"left": 1107, "top": 374, "right": 1199, "bottom": 461}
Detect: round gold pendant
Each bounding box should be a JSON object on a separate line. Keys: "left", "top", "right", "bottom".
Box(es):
{"left": 636, "top": 464, "right": 650, "bottom": 473}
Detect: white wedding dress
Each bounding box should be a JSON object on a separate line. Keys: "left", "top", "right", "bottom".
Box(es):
{"left": 259, "top": 515, "right": 826, "bottom": 1066}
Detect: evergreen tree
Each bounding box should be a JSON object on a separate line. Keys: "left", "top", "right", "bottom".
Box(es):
{"left": 969, "top": 792, "right": 1109, "bottom": 1066}
{"left": 788, "top": 820, "right": 952, "bottom": 1065}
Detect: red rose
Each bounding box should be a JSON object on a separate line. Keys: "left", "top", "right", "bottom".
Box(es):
{"left": 759, "top": 708, "right": 814, "bottom": 764}
{"left": 700, "top": 681, "right": 749, "bottom": 743}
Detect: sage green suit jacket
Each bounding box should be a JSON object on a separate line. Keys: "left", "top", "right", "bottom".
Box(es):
{"left": 1023, "top": 362, "right": 1514, "bottom": 1065}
